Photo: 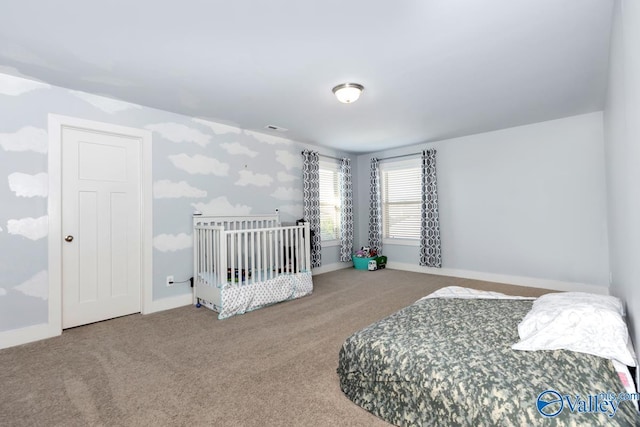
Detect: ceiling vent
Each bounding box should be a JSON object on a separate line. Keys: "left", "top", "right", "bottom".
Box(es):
{"left": 264, "top": 124, "right": 288, "bottom": 132}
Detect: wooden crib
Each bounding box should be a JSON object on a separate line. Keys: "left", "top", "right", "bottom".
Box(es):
{"left": 193, "top": 212, "right": 313, "bottom": 319}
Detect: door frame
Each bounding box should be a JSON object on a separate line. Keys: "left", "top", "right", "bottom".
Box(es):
{"left": 48, "top": 114, "right": 153, "bottom": 333}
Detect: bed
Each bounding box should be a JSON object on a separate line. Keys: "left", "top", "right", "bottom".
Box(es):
{"left": 193, "top": 212, "right": 313, "bottom": 319}
{"left": 337, "top": 287, "right": 640, "bottom": 426}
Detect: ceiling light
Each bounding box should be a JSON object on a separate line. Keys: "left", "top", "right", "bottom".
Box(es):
{"left": 332, "top": 83, "right": 364, "bottom": 104}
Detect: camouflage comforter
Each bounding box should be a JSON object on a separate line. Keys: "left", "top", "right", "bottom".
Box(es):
{"left": 337, "top": 298, "right": 640, "bottom": 426}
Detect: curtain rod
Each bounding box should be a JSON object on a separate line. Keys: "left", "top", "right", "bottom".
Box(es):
{"left": 320, "top": 153, "right": 343, "bottom": 161}
{"left": 377, "top": 152, "right": 421, "bottom": 162}
{"left": 300, "top": 151, "right": 343, "bottom": 161}
{"left": 301, "top": 150, "right": 424, "bottom": 162}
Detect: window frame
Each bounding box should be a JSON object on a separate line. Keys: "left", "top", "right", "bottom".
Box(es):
{"left": 380, "top": 158, "right": 421, "bottom": 247}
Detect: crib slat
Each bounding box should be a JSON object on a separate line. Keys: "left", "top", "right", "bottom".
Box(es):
{"left": 204, "top": 229, "right": 208, "bottom": 281}
{"left": 278, "top": 229, "right": 286, "bottom": 273}
{"left": 203, "top": 228, "right": 207, "bottom": 281}
{"left": 244, "top": 231, "right": 249, "bottom": 284}
{"left": 209, "top": 228, "right": 213, "bottom": 283}
{"left": 289, "top": 227, "right": 292, "bottom": 273}
{"left": 249, "top": 230, "right": 255, "bottom": 284}
{"left": 207, "top": 228, "right": 210, "bottom": 281}
{"left": 281, "top": 228, "right": 286, "bottom": 273}
{"left": 236, "top": 233, "right": 242, "bottom": 284}
{"left": 293, "top": 227, "right": 297, "bottom": 273}
{"left": 274, "top": 229, "right": 279, "bottom": 277}
{"left": 214, "top": 229, "right": 218, "bottom": 285}
{"left": 257, "top": 230, "right": 261, "bottom": 282}
{"left": 283, "top": 228, "right": 286, "bottom": 273}
{"left": 219, "top": 229, "right": 224, "bottom": 285}
{"left": 230, "top": 232, "right": 235, "bottom": 284}
{"left": 288, "top": 228, "right": 292, "bottom": 274}
{"left": 299, "top": 227, "right": 304, "bottom": 272}
{"left": 268, "top": 230, "right": 273, "bottom": 280}
{"left": 294, "top": 227, "right": 299, "bottom": 273}
{"left": 296, "top": 227, "right": 300, "bottom": 273}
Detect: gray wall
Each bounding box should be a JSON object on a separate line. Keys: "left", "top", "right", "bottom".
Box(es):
{"left": 0, "top": 73, "right": 353, "bottom": 332}
{"left": 604, "top": 0, "right": 640, "bottom": 357}
{"left": 357, "top": 112, "right": 610, "bottom": 287}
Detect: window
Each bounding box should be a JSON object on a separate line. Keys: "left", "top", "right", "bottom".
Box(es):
{"left": 380, "top": 159, "right": 421, "bottom": 241}
{"left": 319, "top": 161, "right": 341, "bottom": 242}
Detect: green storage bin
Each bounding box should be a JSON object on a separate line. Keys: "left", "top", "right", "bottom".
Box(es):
{"left": 352, "top": 255, "right": 376, "bottom": 270}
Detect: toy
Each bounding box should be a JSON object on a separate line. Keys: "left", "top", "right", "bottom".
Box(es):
{"left": 354, "top": 246, "right": 378, "bottom": 258}
{"left": 376, "top": 255, "right": 387, "bottom": 269}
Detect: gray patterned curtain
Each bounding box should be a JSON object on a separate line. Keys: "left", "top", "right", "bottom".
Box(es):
{"left": 368, "top": 158, "right": 382, "bottom": 254}
{"left": 339, "top": 158, "right": 354, "bottom": 262}
{"left": 302, "top": 150, "right": 321, "bottom": 268}
{"left": 419, "top": 149, "right": 441, "bottom": 267}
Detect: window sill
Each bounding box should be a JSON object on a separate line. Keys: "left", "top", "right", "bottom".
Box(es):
{"left": 382, "top": 238, "right": 419, "bottom": 247}
{"left": 321, "top": 239, "right": 341, "bottom": 247}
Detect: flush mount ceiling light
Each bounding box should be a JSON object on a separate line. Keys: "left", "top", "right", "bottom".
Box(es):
{"left": 332, "top": 83, "right": 364, "bottom": 104}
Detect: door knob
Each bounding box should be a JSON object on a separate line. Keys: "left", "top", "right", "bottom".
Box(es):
{"left": 65, "top": 235, "right": 74, "bottom": 242}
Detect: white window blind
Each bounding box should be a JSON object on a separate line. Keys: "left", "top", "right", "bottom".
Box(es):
{"left": 319, "top": 162, "right": 341, "bottom": 241}
{"left": 381, "top": 159, "right": 421, "bottom": 240}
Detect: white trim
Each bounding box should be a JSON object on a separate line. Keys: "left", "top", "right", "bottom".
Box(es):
{"left": 47, "top": 114, "right": 153, "bottom": 334}
{"left": 382, "top": 238, "right": 419, "bottom": 247}
{"left": 48, "top": 118, "right": 63, "bottom": 333}
{"left": 148, "top": 293, "right": 193, "bottom": 314}
{"left": 140, "top": 125, "right": 153, "bottom": 315}
{"left": 0, "top": 323, "right": 61, "bottom": 350}
{"left": 312, "top": 262, "right": 352, "bottom": 275}
{"left": 387, "top": 261, "right": 610, "bottom": 295}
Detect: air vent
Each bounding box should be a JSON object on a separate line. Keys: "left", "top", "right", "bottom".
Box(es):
{"left": 264, "top": 124, "right": 288, "bottom": 132}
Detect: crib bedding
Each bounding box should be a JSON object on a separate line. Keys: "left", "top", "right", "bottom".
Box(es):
{"left": 337, "top": 297, "right": 640, "bottom": 426}
{"left": 198, "top": 271, "right": 312, "bottom": 319}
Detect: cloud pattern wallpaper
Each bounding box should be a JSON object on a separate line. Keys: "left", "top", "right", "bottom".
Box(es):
{"left": 0, "top": 73, "right": 349, "bottom": 332}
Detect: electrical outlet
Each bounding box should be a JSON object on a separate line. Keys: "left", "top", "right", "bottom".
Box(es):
{"left": 166, "top": 275, "right": 174, "bottom": 286}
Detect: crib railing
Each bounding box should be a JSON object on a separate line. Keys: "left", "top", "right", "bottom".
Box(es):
{"left": 194, "top": 222, "right": 311, "bottom": 288}
{"left": 193, "top": 213, "right": 281, "bottom": 231}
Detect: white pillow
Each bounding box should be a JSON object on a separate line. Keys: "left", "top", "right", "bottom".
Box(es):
{"left": 512, "top": 292, "right": 636, "bottom": 366}
{"left": 418, "top": 286, "right": 534, "bottom": 301}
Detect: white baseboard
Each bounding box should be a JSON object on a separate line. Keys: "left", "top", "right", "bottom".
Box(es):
{"left": 387, "top": 261, "right": 610, "bottom": 295}
{"left": 148, "top": 292, "right": 194, "bottom": 314}
{"left": 0, "top": 322, "right": 61, "bottom": 350}
{"left": 0, "top": 294, "right": 193, "bottom": 350}
{"left": 1, "top": 265, "right": 606, "bottom": 350}
{"left": 312, "top": 262, "right": 352, "bottom": 275}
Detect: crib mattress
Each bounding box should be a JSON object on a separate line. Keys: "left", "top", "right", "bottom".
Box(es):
{"left": 337, "top": 298, "right": 640, "bottom": 426}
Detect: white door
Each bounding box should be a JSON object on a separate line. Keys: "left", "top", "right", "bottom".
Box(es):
{"left": 61, "top": 126, "right": 142, "bottom": 328}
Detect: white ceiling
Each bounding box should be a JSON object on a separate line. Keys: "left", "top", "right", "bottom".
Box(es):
{"left": 0, "top": 0, "right": 613, "bottom": 153}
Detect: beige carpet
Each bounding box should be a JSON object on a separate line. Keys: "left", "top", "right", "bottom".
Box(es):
{"left": 0, "top": 269, "right": 550, "bottom": 426}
